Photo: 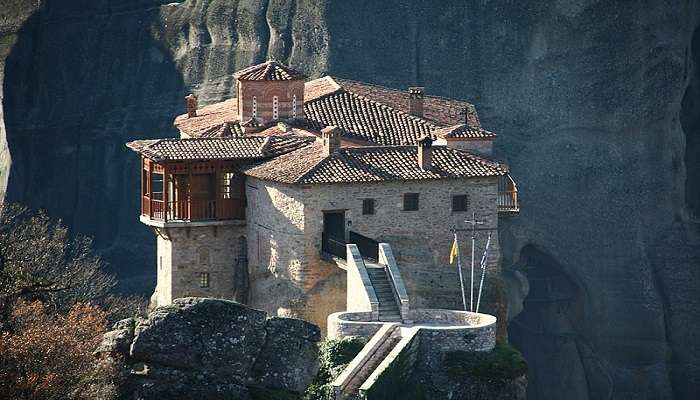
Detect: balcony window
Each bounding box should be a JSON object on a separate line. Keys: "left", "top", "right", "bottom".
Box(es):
{"left": 403, "top": 193, "right": 419, "bottom": 211}
{"left": 151, "top": 172, "right": 164, "bottom": 200}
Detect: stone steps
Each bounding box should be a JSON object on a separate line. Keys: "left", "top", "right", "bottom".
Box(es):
{"left": 341, "top": 334, "right": 402, "bottom": 399}
{"left": 365, "top": 264, "right": 401, "bottom": 322}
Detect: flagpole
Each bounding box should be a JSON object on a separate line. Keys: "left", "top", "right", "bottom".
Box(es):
{"left": 476, "top": 232, "right": 492, "bottom": 313}
{"left": 470, "top": 224, "right": 475, "bottom": 312}
{"left": 455, "top": 232, "right": 467, "bottom": 311}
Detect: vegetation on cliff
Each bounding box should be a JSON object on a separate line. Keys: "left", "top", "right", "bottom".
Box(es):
{"left": 304, "top": 337, "right": 365, "bottom": 400}
{"left": 0, "top": 203, "right": 145, "bottom": 399}
{"left": 445, "top": 343, "right": 528, "bottom": 384}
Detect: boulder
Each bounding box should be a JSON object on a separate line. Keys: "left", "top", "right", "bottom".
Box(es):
{"left": 97, "top": 298, "right": 320, "bottom": 399}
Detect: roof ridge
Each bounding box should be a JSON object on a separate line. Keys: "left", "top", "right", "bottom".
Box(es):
{"left": 342, "top": 91, "right": 438, "bottom": 128}
{"left": 333, "top": 76, "right": 472, "bottom": 105}
{"left": 293, "top": 145, "right": 329, "bottom": 183}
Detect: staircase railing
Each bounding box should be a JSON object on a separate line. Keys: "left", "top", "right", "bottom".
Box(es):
{"left": 349, "top": 231, "right": 379, "bottom": 260}
{"left": 322, "top": 232, "right": 347, "bottom": 259}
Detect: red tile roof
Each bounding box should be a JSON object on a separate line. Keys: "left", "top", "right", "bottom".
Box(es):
{"left": 303, "top": 90, "right": 436, "bottom": 145}
{"left": 233, "top": 60, "right": 305, "bottom": 81}
{"left": 244, "top": 144, "right": 507, "bottom": 184}
{"left": 174, "top": 98, "right": 238, "bottom": 138}
{"left": 434, "top": 124, "right": 496, "bottom": 139}
{"left": 126, "top": 135, "right": 314, "bottom": 162}
{"left": 333, "top": 78, "right": 480, "bottom": 127}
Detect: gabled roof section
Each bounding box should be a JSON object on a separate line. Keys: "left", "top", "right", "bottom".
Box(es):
{"left": 243, "top": 144, "right": 507, "bottom": 184}
{"left": 434, "top": 124, "right": 496, "bottom": 139}
{"left": 333, "top": 78, "right": 480, "bottom": 127}
{"left": 174, "top": 98, "right": 239, "bottom": 138}
{"left": 303, "top": 90, "right": 436, "bottom": 146}
{"left": 126, "top": 135, "right": 315, "bottom": 162}
{"left": 233, "top": 60, "right": 305, "bottom": 81}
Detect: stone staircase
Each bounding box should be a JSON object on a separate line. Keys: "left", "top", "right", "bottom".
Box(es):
{"left": 365, "top": 263, "right": 401, "bottom": 321}
{"left": 333, "top": 324, "right": 402, "bottom": 400}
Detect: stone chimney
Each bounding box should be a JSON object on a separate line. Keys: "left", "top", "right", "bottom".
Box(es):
{"left": 417, "top": 134, "right": 434, "bottom": 170}
{"left": 321, "top": 126, "right": 342, "bottom": 156}
{"left": 186, "top": 94, "right": 198, "bottom": 118}
{"left": 408, "top": 87, "right": 424, "bottom": 117}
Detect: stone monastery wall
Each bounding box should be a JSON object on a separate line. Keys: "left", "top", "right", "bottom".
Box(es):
{"left": 244, "top": 175, "right": 501, "bottom": 330}
{"left": 154, "top": 224, "right": 247, "bottom": 307}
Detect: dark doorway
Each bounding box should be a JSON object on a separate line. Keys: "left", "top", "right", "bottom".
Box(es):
{"left": 323, "top": 211, "right": 346, "bottom": 239}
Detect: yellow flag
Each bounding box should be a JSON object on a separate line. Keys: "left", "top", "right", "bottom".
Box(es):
{"left": 449, "top": 237, "right": 459, "bottom": 264}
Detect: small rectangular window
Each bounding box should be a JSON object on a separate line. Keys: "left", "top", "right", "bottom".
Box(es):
{"left": 199, "top": 272, "right": 210, "bottom": 288}
{"left": 452, "top": 194, "right": 469, "bottom": 212}
{"left": 362, "top": 199, "right": 375, "bottom": 215}
{"left": 403, "top": 193, "right": 419, "bottom": 211}
{"left": 272, "top": 95, "right": 279, "bottom": 120}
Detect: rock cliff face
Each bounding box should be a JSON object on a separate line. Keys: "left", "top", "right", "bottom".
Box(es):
{"left": 2, "top": 1, "right": 700, "bottom": 399}
{"left": 96, "top": 297, "right": 321, "bottom": 399}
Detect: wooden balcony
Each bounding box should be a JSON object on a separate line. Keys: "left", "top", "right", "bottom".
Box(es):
{"left": 142, "top": 198, "right": 245, "bottom": 222}
{"left": 498, "top": 174, "right": 519, "bottom": 213}
{"left": 140, "top": 158, "right": 246, "bottom": 225}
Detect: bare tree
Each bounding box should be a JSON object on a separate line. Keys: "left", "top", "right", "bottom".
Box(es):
{"left": 0, "top": 204, "right": 141, "bottom": 324}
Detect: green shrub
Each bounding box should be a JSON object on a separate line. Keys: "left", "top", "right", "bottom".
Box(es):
{"left": 444, "top": 343, "right": 527, "bottom": 383}
{"left": 303, "top": 337, "right": 366, "bottom": 400}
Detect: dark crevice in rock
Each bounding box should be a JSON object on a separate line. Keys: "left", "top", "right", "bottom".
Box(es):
{"left": 257, "top": 0, "right": 271, "bottom": 62}
{"left": 681, "top": 24, "right": 700, "bottom": 219}
{"left": 507, "top": 244, "right": 587, "bottom": 400}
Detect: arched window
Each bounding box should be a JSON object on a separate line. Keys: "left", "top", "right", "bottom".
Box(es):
{"left": 272, "top": 95, "right": 279, "bottom": 120}
{"left": 252, "top": 96, "right": 257, "bottom": 118}
{"left": 292, "top": 94, "right": 297, "bottom": 118}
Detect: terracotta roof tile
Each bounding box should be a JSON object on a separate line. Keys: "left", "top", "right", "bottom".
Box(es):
{"left": 303, "top": 90, "right": 436, "bottom": 146}
{"left": 434, "top": 124, "right": 496, "bottom": 139}
{"left": 174, "top": 98, "right": 238, "bottom": 138}
{"left": 126, "top": 135, "right": 314, "bottom": 162}
{"left": 233, "top": 60, "right": 305, "bottom": 81}
{"left": 304, "top": 76, "right": 343, "bottom": 101}
{"left": 334, "top": 78, "right": 480, "bottom": 127}
{"left": 244, "top": 144, "right": 507, "bottom": 184}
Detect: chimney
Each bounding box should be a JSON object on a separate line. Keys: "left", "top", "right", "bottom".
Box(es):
{"left": 185, "top": 94, "right": 198, "bottom": 118}
{"left": 417, "top": 134, "right": 434, "bottom": 170}
{"left": 408, "top": 87, "right": 424, "bottom": 117}
{"left": 321, "top": 126, "right": 342, "bottom": 156}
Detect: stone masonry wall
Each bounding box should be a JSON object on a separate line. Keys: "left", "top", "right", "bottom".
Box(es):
{"left": 245, "top": 174, "right": 500, "bottom": 333}
{"left": 245, "top": 177, "right": 312, "bottom": 318}
{"left": 302, "top": 177, "right": 501, "bottom": 313}
{"left": 154, "top": 224, "right": 246, "bottom": 307}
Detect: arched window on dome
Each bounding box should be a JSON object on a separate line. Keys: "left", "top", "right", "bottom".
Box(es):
{"left": 292, "top": 94, "right": 297, "bottom": 118}
{"left": 273, "top": 95, "right": 279, "bottom": 120}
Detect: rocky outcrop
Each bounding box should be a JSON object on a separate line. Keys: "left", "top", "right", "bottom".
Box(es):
{"left": 3, "top": 1, "right": 700, "bottom": 399}
{"left": 95, "top": 297, "right": 321, "bottom": 399}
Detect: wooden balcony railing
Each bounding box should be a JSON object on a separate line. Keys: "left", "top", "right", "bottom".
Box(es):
{"left": 498, "top": 174, "right": 520, "bottom": 213}
{"left": 142, "top": 197, "right": 244, "bottom": 222}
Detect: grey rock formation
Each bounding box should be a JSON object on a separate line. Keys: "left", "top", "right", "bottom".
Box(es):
{"left": 95, "top": 297, "right": 321, "bottom": 399}
{"left": 2, "top": 1, "right": 700, "bottom": 399}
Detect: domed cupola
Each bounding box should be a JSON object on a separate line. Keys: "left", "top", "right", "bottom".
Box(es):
{"left": 233, "top": 60, "right": 306, "bottom": 125}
